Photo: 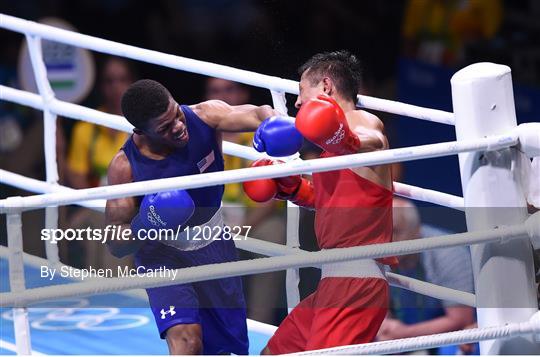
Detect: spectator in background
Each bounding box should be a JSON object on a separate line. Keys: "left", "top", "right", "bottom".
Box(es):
{"left": 204, "top": 77, "right": 286, "bottom": 325}
{"left": 378, "top": 197, "right": 476, "bottom": 354}
{"left": 0, "top": 31, "right": 50, "bottom": 257}
{"left": 66, "top": 56, "right": 134, "bottom": 188}
{"left": 61, "top": 56, "right": 136, "bottom": 269}
{"left": 402, "top": 0, "right": 502, "bottom": 66}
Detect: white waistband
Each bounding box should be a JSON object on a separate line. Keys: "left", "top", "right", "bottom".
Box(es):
{"left": 321, "top": 259, "right": 387, "bottom": 280}
{"left": 159, "top": 207, "right": 223, "bottom": 251}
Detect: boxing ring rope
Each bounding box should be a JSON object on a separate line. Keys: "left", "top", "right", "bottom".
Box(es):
{"left": 0, "top": 168, "right": 476, "bottom": 308}
{"left": 0, "top": 245, "right": 279, "bottom": 337}
{"left": 0, "top": 168, "right": 473, "bottom": 308}
{"left": 2, "top": 211, "right": 538, "bottom": 306}
{"left": 392, "top": 182, "right": 464, "bottom": 210}
{"left": 0, "top": 84, "right": 466, "bottom": 210}
{"left": 232, "top": 239, "right": 478, "bottom": 308}
{"left": 0, "top": 133, "right": 517, "bottom": 212}
{"left": 0, "top": 199, "right": 479, "bottom": 310}
{"left": 293, "top": 312, "right": 540, "bottom": 355}
{"left": 1, "top": 13, "right": 539, "bottom": 355}
{"left": 0, "top": 85, "right": 278, "bottom": 161}
{"left": 0, "top": 169, "right": 106, "bottom": 211}
{"left": 0, "top": 13, "right": 454, "bottom": 124}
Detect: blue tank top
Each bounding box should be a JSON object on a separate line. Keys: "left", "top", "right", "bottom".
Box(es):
{"left": 122, "top": 105, "right": 224, "bottom": 226}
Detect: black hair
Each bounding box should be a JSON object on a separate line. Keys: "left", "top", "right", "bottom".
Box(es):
{"left": 298, "top": 50, "right": 362, "bottom": 103}
{"left": 121, "top": 79, "right": 171, "bottom": 130}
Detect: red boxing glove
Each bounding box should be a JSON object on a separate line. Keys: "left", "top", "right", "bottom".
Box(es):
{"left": 242, "top": 159, "right": 278, "bottom": 202}
{"left": 243, "top": 159, "right": 315, "bottom": 208}
{"left": 296, "top": 95, "right": 361, "bottom": 155}
{"left": 281, "top": 176, "right": 315, "bottom": 208}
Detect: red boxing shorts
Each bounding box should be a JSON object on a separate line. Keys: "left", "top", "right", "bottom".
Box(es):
{"left": 267, "top": 277, "right": 388, "bottom": 354}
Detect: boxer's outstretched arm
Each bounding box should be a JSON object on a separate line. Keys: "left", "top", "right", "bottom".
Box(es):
{"left": 194, "top": 100, "right": 276, "bottom": 132}
{"left": 105, "top": 151, "right": 146, "bottom": 258}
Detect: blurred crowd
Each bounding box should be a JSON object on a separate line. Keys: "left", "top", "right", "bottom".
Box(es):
{"left": 2, "top": 1, "right": 540, "bottom": 354}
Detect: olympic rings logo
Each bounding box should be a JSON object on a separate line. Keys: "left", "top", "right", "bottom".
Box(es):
{"left": 1, "top": 298, "right": 149, "bottom": 331}
{"left": 146, "top": 212, "right": 159, "bottom": 227}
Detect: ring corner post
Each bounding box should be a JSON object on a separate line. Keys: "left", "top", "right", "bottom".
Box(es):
{"left": 451, "top": 62, "right": 540, "bottom": 354}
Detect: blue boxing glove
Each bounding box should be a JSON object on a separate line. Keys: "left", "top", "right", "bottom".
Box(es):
{"left": 131, "top": 189, "right": 195, "bottom": 239}
{"left": 253, "top": 116, "right": 303, "bottom": 157}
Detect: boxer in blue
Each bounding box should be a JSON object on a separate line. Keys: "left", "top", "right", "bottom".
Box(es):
{"left": 105, "top": 79, "right": 302, "bottom": 355}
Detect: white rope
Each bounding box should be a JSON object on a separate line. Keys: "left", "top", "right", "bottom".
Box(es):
{"left": 0, "top": 13, "right": 491, "bottom": 354}
{"left": 270, "top": 90, "right": 288, "bottom": 116}
{"left": 0, "top": 164, "right": 468, "bottom": 302}
{"left": 0, "top": 81, "right": 465, "bottom": 211}
{"left": 292, "top": 311, "right": 540, "bottom": 355}
{"left": 27, "top": 31, "right": 63, "bottom": 268}
{"left": 393, "top": 182, "right": 464, "bottom": 210}
{"left": 385, "top": 272, "right": 475, "bottom": 307}
{"left": 1, "top": 84, "right": 133, "bottom": 131}
{"left": 0, "top": 13, "right": 454, "bottom": 124}
{"left": 0, "top": 85, "right": 278, "bottom": 163}
{"left": 0, "top": 245, "right": 147, "bottom": 301}
{"left": 0, "top": 169, "right": 106, "bottom": 211}
{"left": 25, "top": 34, "right": 59, "bottom": 185}
{"left": 0, "top": 134, "right": 517, "bottom": 212}
{"left": 0, "top": 225, "right": 476, "bottom": 308}
{"left": 0, "top": 245, "right": 278, "bottom": 335}
{"left": 0, "top": 84, "right": 465, "bottom": 210}
{"left": 0, "top": 135, "right": 465, "bottom": 212}
{"left": 356, "top": 95, "right": 454, "bottom": 125}
{"left": 0, "top": 14, "right": 296, "bottom": 93}
{"left": 235, "top": 236, "right": 303, "bottom": 257}
{"left": 235, "top": 237, "right": 476, "bottom": 307}
{"left": 0, "top": 161, "right": 465, "bottom": 214}
{"left": 2, "top": 214, "right": 535, "bottom": 307}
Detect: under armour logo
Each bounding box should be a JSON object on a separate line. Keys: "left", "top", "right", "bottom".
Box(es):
{"left": 160, "top": 306, "right": 176, "bottom": 319}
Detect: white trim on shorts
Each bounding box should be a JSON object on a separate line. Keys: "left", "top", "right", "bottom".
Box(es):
{"left": 158, "top": 207, "right": 223, "bottom": 251}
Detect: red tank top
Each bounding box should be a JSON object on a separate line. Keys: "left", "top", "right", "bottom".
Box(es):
{"left": 313, "top": 151, "right": 398, "bottom": 266}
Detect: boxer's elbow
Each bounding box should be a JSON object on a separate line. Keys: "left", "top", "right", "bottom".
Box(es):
{"left": 257, "top": 105, "right": 275, "bottom": 121}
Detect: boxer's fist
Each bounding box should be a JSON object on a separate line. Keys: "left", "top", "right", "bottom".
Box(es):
{"left": 131, "top": 189, "right": 195, "bottom": 236}
{"left": 242, "top": 159, "right": 279, "bottom": 202}
{"left": 253, "top": 116, "right": 303, "bottom": 157}
{"left": 243, "top": 159, "right": 314, "bottom": 208}
{"left": 296, "top": 95, "right": 361, "bottom": 155}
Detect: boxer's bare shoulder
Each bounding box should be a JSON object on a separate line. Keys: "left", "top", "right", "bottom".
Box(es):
{"left": 347, "top": 109, "right": 385, "bottom": 133}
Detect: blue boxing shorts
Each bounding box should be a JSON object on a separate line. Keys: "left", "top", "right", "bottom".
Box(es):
{"left": 135, "top": 238, "right": 248, "bottom": 355}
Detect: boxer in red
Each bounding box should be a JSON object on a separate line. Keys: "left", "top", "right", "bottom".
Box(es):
{"left": 243, "top": 50, "right": 397, "bottom": 354}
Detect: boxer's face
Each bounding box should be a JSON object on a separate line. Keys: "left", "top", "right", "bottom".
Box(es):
{"left": 146, "top": 98, "right": 189, "bottom": 149}
{"left": 295, "top": 71, "right": 326, "bottom": 109}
